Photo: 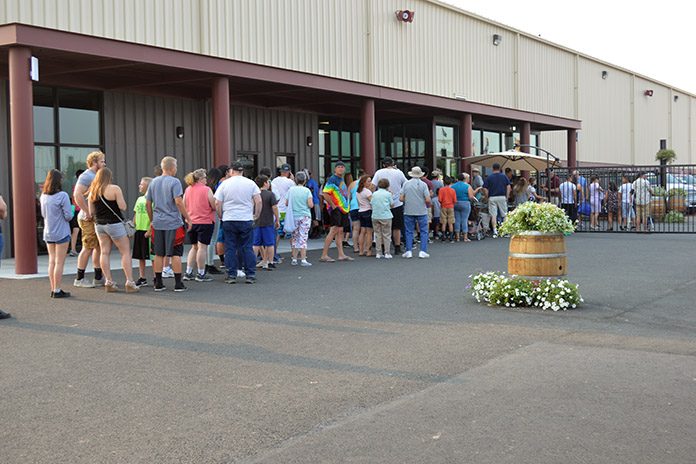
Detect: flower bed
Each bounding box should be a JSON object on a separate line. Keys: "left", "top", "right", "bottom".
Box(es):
{"left": 470, "top": 272, "right": 583, "bottom": 311}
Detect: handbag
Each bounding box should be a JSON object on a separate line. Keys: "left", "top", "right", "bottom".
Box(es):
{"left": 100, "top": 195, "right": 136, "bottom": 237}
{"left": 283, "top": 189, "right": 296, "bottom": 234}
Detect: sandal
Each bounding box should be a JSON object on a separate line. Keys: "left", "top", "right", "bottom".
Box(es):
{"left": 337, "top": 256, "right": 354, "bottom": 261}
{"left": 319, "top": 257, "right": 336, "bottom": 263}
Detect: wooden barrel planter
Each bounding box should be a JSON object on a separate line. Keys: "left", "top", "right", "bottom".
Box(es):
{"left": 508, "top": 232, "right": 567, "bottom": 277}
{"left": 668, "top": 196, "right": 687, "bottom": 213}
{"left": 650, "top": 197, "right": 666, "bottom": 220}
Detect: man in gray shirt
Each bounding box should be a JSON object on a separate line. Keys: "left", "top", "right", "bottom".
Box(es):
{"left": 146, "top": 156, "right": 192, "bottom": 292}
{"left": 400, "top": 166, "right": 432, "bottom": 259}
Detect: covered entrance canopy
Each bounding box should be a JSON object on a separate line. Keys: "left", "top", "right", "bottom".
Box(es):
{"left": 0, "top": 23, "right": 580, "bottom": 273}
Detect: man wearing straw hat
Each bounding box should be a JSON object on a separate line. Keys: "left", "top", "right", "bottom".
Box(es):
{"left": 400, "top": 166, "right": 432, "bottom": 259}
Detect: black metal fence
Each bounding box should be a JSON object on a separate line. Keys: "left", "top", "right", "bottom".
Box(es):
{"left": 537, "top": 164, "right": 696, "bottom": 233}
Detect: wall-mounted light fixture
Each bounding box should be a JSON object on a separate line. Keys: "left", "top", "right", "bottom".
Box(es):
{"left": 674, "top": 95, "right": 679, "bottom": 102}
{"left": 453, "top": 94, "right": 467, "bottom": 101}
{"left": 306, "top": 136, "right": 313, "bottom": 147}
{"left": 644, "top": 90, "right": 654, "bottom": 97}
{"left": 176, "top": 126, "right": 184, "bottom": 139}
{"left": 492, "top": 34, "right": 502, "bottom": 46}
{"left": 601, "top": 71, "right": 608, "bottom": 80}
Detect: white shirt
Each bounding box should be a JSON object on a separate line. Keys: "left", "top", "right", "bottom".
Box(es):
{"left": 559, "top": 181, "right": 576, "bottom": 204}
{"left": 632, "top": 178, "right": 651, "bottom": 206}
{"left": 371, "top": 167, "right": 407, "bottom": 208}
{"left": 271, "top": 176, "right": 295, "bottom": 213}
{"left": 619, "top": 183, "right": 632, "bottom": 204}
{"left": 214, "top": 175, "right": 261, "bottom": 221}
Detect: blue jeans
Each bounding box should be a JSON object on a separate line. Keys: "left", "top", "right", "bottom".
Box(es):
{"left": 404, "top": 215, "right": 429, "bottom": 253}
{"left": 222, "top": 220, "right": 256, "bottom": 278}
{"left": 454, "top": 201, "right": 471, "bottom": 234}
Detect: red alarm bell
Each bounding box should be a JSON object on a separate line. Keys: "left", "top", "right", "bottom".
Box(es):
{"left": 396, "top": 10, "right": 415, "bottom": 23}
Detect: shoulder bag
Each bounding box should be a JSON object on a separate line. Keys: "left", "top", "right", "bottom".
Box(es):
{"left": 100, "top": 195, "right": 136, "bottom": 237}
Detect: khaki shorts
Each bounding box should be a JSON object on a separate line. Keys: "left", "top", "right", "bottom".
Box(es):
{"left": 636, "top": 204, "right": 649, "bottom": 219}
{"left": 441, "top": 208, "right": 455, "bottom": 226}
{"left": 78, "top": 217, "right": 99, "bottom": 250}
{"left": 488, "top": 196, "right": 508, "bottom": 221}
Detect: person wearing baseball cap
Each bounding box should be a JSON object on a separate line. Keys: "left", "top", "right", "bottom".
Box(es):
{"left": 320, "top": 162, "right": 353, "bottom": 262}
{"left": 371, "top": 157, "right": 408, "bottom": 254}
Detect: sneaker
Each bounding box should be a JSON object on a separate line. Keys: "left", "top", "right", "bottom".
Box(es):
{"left": 375, "top": 253, "right": 383, "bottom": 259}
{"left": 105, "top": 281, "right": 119, "bottom": 292}
{"left": 125, "top": 281, "right": 140, "bottom": 293}
{"left": 73, "top": 278, "right": 95, "bottom": 288}
{"left": 291, "top": 259, "right": 298, "bottom": 266}
{"left": 206, "top": 265, "right": 223, "bottom": 275}
{"left": 93, "top": 278, "right": 105, "bottom": 287}
{"left": 174, "top": 282, "right": 188, "bottom": 292}
{"left": 68, "top": 250, "right": 78, "bottom": 257}
{"left": 154, "top": 282, "right": 167, "bottom": 292}
{"left": 384, "top": 253, "right": 393, "bottom": 259}
{"left": 0, "top": 310, "right": 12, "bottom": 319}
{"left": 224, "top": 275, "right": 237, "bottom": 284}
{"left": 182, "top": 272, "right": 194, "bottom": 281}
{"left": 162, "top": 268, "right": 174, "bottom": 279}
{"left": 237, "top": 270, "right": 246, "bottom": 278}
{"left": 135, "top": 277, "right": 148, "bottom": 288}
{"left": 195, "top": 273, "right": 213, "bottom": 282}
{"left": 245, "top": 276, "right": 256, "bottom": 284}
{"left": 418, "top": 251, "right": 430, "bottom": 259}
{"left": 492, "top": 232, "right": 498, "bottom": 239}
{"left": 256, "top": 261, "right": 265, "bottom": 268}
{"left": 300, "top": 260, "right": 312, "bottom": 267}
{"left": 263, "top": 263, "right": 273, "bottom": 271}
{"left": 268, "top": 263, "right": 277, "bottom": 269}
{"left": 51, "top": 289, "right": 71, "bottom": 298}
{"left": 402, "top": 250, "right": 413, "bottom": 259}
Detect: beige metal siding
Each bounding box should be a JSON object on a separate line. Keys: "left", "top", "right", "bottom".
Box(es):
{"left": 103, "top": 91, "right": 208, "bottom": 210}
{"left": 540, "top": 131, "right": 567, "bottom": 164}
{"left": 633, "top": 77, "right": 669, "bottom": 165}
{"left": 518, "top": 36, "right": 575, "bottom": 118}
{"left": 0, "top": 80, "right": 10, "bottom": 259}
{"left": 577, "top": 58, "right": 632, "bottom": 165}
{"left": 231, "top": 106, "right": 318, "bottom": 174}
{"left": 671, "top": 91, "right": 690, "bottom": 164}
{"left": 691, "top": 98, "right": 696, "bottom": 164}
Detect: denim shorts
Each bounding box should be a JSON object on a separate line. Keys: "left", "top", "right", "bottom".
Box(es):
{"left": 45, "top": 235, "right": 71, "bottom": 244}
{"left": 95, "top": 222, "right": 127, "bottom": 239}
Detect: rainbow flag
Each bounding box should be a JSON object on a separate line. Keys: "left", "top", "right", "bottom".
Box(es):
{"left": 323, "top": 183, "right": 349, "bottom": 213}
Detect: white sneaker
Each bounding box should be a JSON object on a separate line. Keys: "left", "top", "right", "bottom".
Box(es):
{"left": 402, "top": 251, "right": 413, "bottom": 259}
{"left": 384, "top": 253, "right": 393, "bottom": 259}
{"left": 418, "top": 251, "right": 430, "bottom": 259}
{"left": 300, "top": 260, "right": 312, "bottom": 267}
{"left": 73, "top": 278, "right": 95, "bottom": 288}
{"left": 291, "top": 259, "right": 298, "bottom": 266}
{"left": 162, "top": 268, "right": 174, "bottom": 278}
{"left": 375, "top": 253, "right": 383, "bottom": 259}
{"left": 237, "top": 270, "right": 246, "bottom": 278}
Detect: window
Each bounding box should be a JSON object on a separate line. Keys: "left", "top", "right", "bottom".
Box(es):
{"left": 377, "top": 122, "right": 431, "bottom": 175}
{"left": 435, "top": 125, "right": 458, "bottom": 178}
{"left": 275, "top": 153, "right": 296, "bottom": 175}
{"left": 236, "top": 152, "right": 258, "bottom": 180}
{"left": 483, "top": 131, "right": 501, "bottom": 154}
{"left": 318, "top": 118, "right": 361, "bottom": 182}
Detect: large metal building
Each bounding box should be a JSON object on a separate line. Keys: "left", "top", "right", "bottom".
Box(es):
{"left": 1, "top": 0, "right": 694, "bottom": 270}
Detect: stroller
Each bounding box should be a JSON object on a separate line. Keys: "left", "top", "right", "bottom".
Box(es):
{"left": 468, "top": 199, "right": 488, "bottom": 241}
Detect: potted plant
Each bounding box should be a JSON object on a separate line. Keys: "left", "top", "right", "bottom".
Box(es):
{"left": 667, "top": 187, "right": 687, "bottom": 213}
{"left": 655, "top": 149, "right": 677, "bottom": 164}
{"left": 498, "top": 202, "right": 575, "bottom": 277}
{"left": 650, "top": 186, "right": 667, "bottom": 221}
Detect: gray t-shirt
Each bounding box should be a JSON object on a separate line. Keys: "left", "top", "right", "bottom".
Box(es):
{"left": 402, "top": 178, "right": 430, "bottom": 217}
{"left": 76, "top": 169, "right": 96, "bottom": 220}
{"left": 146, "top": 175, "right": 184, "bottom": 230}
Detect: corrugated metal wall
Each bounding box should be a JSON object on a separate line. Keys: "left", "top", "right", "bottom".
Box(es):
{"left": 103, "top": 92, "right": 208, "bottom": 210}
{"left": 633, "top": 77, "right": 670, "bottom": 165}
{"left": 231, "top": 105, "right": 319, "bottom": 174}
{"left": 671, "top": 91, "right": 690, "bottom": 164}
{"left": 0, "top": 81, "right": 10, "bottom": 259}
{"left": 691, "top": 98, "right": 696, "bottom": 164}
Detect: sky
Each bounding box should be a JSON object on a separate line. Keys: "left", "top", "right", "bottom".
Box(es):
{"left": 444, "top": 0, "right": 696, "bottom": 95}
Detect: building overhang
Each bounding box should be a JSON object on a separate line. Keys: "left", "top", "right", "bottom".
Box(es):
{"left": 0, "top": 23, "right": 581, "bottom": 131}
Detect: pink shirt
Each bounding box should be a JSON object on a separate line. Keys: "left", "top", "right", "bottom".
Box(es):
{"left": 185, "top": 183, "right": 215, "bottom": 224}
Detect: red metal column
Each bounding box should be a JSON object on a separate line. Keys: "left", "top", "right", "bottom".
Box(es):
{"left": 212, "top": 77, "right": 231, "bottom": 167}
{"left": 520, "top": 122, "right": 531, "bottom": 179}
{"left": 9, "top": 47, "right": 37, "bottom": 274}
{"left": 567, "top": 129, "right": 577, "bottom": 169}
{"left": 460, "top": 113, "right": 472, "bottom": 173}
{"left": 360, "top": 99, "right": 376, "bottom": 174}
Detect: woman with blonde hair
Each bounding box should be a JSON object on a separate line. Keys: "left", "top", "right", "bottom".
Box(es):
{"left": 512, "top": 177, "right": 530, "bottom": 207}
{"left": 88, "top": 167, "right": 139, "bottom": 293}
{"left": 40, "top": 169, "right": 74, "bottom": 298}
{"left": 356, "top": 174, "right": 374, "bottom": 256}
{"left": 183, "top": 168, "right": 216, "bottom": 281}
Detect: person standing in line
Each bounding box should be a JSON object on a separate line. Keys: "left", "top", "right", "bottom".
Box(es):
{"left": 347, "top": 172, "right": 361, "bottom": 253}
{"left": 371, "top": 157, "right": 407, "bottom": 254}
{"left": 512, "top": 177, "right": 530, "bottom": 207}
{"left": 482, "top": 163, "right": 511, "bottom": 238}
{"left": 438, "top": 176, "right": 457, "bottom": 242}
{"left": 588, "top": 176, "right": 605, "bottom": 230}
{"left": 40, "top": 170, "right": 73, "bottom": 298}
{"left": 542, "top": 168, "right": 561, "bottom": 205}
{"left": 146, "top": 156, "right": 192, "bottom": 292}
{"left": 430, "top": 170, "right": 443, "bottom": 240}
{"left": 304, "top": 169, "right": 322, "bottom": 238}
{"left": 252, "top": 175, "right": 279, "bottom": 271}
{"left": 0, "top": 194, "right": 12, "bottom": 318}
{"left": 287, "top": 171, "right": 314, "bottom": 266}
{"left": 559, "top": 174, "right": 578, "bottom": 224}
{"left": 204, "top": 167, "right": 225, "bottom": 275}
{"left": 271, "top": 163, "right": 295, "bottom": 241}
{"left": 632, "top": 172, "right": 653, "bottom": 233}
{"left": 88, "top": 168, "right": 139, "bottom": 293}
{"left": 619, "top": 175, "right": 634, "bottom": 230}
{"left": 183, "top": 169, "right": 216, "bottom": 282}
{"left": 132, "top": 177, "right": 152, "bottom": 287}
{"left": 320, "top": 162, "right": 353, "bottom": 262}
{"left": 471, "top": 168, "right": 484, "bottom": 201}
{"left": 67, "top": 169, "right": 84, "bottom": 257}
{"left": 605, "top": 181, "right": 620, "bottom": 231}
{"left": 370, "top": 178, "right": 394, "bottom": 259}
{"left": 451, "top": 173, "right": 478, "bottom": 242}
{"left": 356, "top": 175, "right": 374, "bottom": 257}
{"left": 215, "top": 161, "right": 262, "bottom": 284}
{"left": 72, "top": 151, "right": 106, "bottom": 288}
{"left": 400, "top": 166, "right": 432, "bottom": 259}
